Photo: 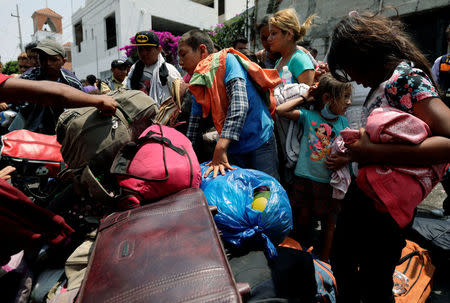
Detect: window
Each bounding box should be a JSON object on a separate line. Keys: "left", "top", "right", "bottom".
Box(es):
{"left": 219, "top": 0, "right": 225, "bottom": 16}
{"left": 191, "top": 0, "right": 214, "bottom": 8}
{"left": 74, "top": 22, "right": 83, "bottom": 52}
{"left": 44, "top": 18, "right": 57, "bottom": 32}
{"left": 105, "top": 14, "right": 117, "bottom": 50}
{"left": 91, "top": 28, "right": 94, "bottom": 40}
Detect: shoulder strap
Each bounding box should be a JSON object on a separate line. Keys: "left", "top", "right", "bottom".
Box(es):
{"left": 159, "top": 62, "right": 169, "bottom": 86}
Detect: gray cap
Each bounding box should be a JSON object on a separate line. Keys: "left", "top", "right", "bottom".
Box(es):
{"left": 33, "top": 40, "right": 66, "bottom": 58}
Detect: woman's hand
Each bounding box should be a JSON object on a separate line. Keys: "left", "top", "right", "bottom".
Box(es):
{"left": 314, "top": 62, "right": 329, "bottom": 82}
{"left": 344, "top": 128, "right": 373, "bottom": 163}
{"left": 325, "top": 154, "right": 350, "bottom": 170}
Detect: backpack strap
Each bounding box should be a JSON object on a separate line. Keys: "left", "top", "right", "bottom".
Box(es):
{"left": 159, "top": 62, "right": 169, "bottom": 86}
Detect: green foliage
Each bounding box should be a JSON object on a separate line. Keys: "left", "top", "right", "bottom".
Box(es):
{"left": 206, "top": 10, "right": 254, "bottom": 49}
{"left": 3, "top": 61, "right": 19, "bottom": 75}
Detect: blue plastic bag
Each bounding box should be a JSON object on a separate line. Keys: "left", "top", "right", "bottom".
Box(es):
{"left": 200, "top": 164, "right": 292, "bottom": 258}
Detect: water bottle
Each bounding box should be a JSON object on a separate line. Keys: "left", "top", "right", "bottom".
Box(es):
{"left": 392, "top": 270, "right": 409, "bottom": 295}
{"left": 281, "top": 66, "right": 292, "bottom": 85}
{"left": 0, "top": 110, "right": 17, "bottom": 128}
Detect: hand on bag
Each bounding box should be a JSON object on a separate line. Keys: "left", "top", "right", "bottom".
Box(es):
{"left": 179, "top": 81, "right": 189, "bottom": 98}
{"left": 204, "top": 139, "right": 235, "bottom": 178}
{"left": 0, "top": 102, "right": 9, "bottom": 111}
{"left": 95, "top": 95, "right": 117, "bottom": 115}
{"left": 0, "top": 166, "right": 16, "bottom": 180}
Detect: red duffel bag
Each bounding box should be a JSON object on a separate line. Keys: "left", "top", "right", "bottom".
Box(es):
{"left": 110, "top": 123, "right": 201, "bottom": 209}
{"left": 0, "top": 129, "right": 65, "bottom": 178}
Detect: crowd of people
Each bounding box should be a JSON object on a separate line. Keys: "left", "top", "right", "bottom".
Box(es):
{"left": 0, "top": 7, "right": 450, "bottom": 303}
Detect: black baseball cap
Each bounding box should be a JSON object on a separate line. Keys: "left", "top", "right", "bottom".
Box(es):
{"left": 130, "top": 31, "right": 160, "bottom": 47}
{"left": 111, "top": 59, "right": 127, "bottom": 68}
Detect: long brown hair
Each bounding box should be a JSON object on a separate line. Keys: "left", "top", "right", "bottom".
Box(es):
{"left": 327, "top": 12, "right": 434, "bottom": 86}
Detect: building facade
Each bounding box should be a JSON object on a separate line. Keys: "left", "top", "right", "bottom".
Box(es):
{"left": 71, "top": 0, "right": 254, "bottom": 79}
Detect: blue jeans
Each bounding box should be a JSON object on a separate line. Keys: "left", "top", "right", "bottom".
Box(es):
{"left": 229, "top": 135, "right": 280, "bottom": 181}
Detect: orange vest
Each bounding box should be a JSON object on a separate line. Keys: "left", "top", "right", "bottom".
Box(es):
{"left": 189, "top": 48, "right": 281, "bottom": 134}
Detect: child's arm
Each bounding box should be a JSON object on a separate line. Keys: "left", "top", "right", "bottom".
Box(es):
{"left": 275, "top": 95, "right": 305, "bottom": 120}
{"left": 347, "top": 97, "right": 450, "bottom": 165}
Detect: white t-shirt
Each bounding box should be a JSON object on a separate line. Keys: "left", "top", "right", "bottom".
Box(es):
{"left": 127, "top": 59, "right": 181, "bottom": 106}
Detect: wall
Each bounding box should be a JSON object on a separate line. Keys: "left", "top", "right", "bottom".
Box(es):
{"left": 255, "top": 0, "right": 450, "bottom": 61}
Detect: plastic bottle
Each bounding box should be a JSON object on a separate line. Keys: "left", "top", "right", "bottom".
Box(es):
{"left": 392, "top": 270, "right": 409, "bottom": 295}
{"left": 0, "top": 110, "right": 17, "bottom": 128}
{"left": 281, "top": 66, "right": 293, "bottom": 85}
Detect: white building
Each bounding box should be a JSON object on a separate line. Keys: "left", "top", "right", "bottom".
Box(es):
{"left": 71, "top": 0, "right": 254, "bottom": 79}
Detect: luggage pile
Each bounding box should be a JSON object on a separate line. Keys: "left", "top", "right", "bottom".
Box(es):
{"left": 3, "top": 87, "right": 444, "bottom": 303}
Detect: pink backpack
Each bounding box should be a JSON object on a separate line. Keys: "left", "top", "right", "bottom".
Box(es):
{"left": 111, "top": 124, "right": 201, "bottom": 209}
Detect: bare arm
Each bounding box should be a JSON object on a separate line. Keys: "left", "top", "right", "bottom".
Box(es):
{"left": 296, "top": 69, "right": 315, "bottom": 86}
{"left": 275, "top": 96, "right": 305, "bottom": 120}
{"left": 347, "top": 97, "right": 450, "bottom": 165}
{"left": 0, "top": 78, "right": 117, "bottom": 114}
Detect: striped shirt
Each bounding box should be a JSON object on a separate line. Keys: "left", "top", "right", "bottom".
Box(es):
{"left": 20, "top": 67, "right": 83, "bottom": 91}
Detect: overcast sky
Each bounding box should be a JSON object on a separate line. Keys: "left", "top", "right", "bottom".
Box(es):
{"left": 0, "top": 0, "right": 85, "bottom": 63}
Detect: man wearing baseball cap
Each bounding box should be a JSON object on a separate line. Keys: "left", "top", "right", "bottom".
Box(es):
{"left": 126, "top": 31, "right": 181, "bottom": 106}
{"left": 18, "top": 40, "right": 83, "bottom": 134}
{"left": 102, "top": 59, "right": 129, "bottom": 93}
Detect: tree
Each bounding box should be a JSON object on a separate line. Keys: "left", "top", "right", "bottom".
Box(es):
{"left": 3, "top": 61, "right": 19, "bottom": 75}
{"left": 206, "top": 9, "right": 255, "bottom": 49}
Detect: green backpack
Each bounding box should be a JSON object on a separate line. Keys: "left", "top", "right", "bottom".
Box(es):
{"left": 56, "top": 89, "right": 157, "bottom": 201}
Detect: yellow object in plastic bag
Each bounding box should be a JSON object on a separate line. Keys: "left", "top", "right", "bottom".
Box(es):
{"left": 252, "top": 189, "right": 270, "bottom": 212}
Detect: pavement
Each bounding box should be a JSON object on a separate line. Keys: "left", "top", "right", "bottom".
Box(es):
{"left": 417, "top": 183, "right": 449, "bottom": 303}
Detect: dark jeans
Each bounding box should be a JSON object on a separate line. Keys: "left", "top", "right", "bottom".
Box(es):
{"left": 229, "top": 135, "right": 280, "bottom": 181}
{"left": 331, "top": 183, "right": 406, "bottom": 303}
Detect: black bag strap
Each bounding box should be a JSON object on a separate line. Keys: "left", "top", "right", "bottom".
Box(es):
{"left": 396, "top": 249, "right": 428, "bottom": 297}
{"left": 112, "top": 123, "right": 186, "bottom": 182}
{"left": 136, "top": 129, "right": 185, "bottom": 155}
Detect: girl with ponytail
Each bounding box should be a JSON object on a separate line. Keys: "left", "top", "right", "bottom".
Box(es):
{"left": 268, "top": 8, "right": 316, "bottom": 85}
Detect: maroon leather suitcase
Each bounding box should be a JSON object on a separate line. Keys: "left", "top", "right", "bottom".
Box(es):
{"left": 78, "top": 188, "right": 242, "bottom": 303}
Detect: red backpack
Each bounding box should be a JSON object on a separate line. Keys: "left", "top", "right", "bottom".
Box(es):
{"left": 0, "top": 130, "right": 64, "bottom": 178}
{"left": 111, "top": 124, "right": 201, "bottom": 209}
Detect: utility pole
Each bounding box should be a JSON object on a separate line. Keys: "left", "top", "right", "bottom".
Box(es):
{"left": 11, "top": 4, "right": 24, "bottom": 52}
{"left": 246, "top": 0, "right": 249, "bottom": 40}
